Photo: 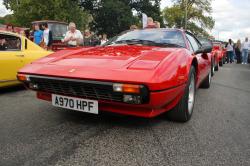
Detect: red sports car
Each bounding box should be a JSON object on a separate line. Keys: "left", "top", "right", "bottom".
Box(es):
{"left": 17, "top": 29, "right": 212, "bottom": 122}
{"left": 212, "top": 41, "right": 226, "bottom": 67}
{"left": 199, "top": 38, "right": 223, "bottom": 76}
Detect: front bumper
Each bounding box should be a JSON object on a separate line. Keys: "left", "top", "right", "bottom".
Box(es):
{"left": 18, "top": 74, "right": 186, "bottom": 118}
{"left": 36, "top": 83, "right": 186, "bottom": 118}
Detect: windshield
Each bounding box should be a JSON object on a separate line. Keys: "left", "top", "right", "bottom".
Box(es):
{"left": 213, "top": 42, "right": 221, "bottom": 47}
{"left": 104, "top": 29, "right": 186, "bottom": 48}
{"left": 199, "top": 38, "right": 212, "bottom": 47}
{"left": 48, "top": 23, "right": 68, "bottom": 40}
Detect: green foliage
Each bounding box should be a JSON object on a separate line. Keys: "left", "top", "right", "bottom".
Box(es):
{"left": 163, "top": 0, "right": 214, "bottom": 37}
{"left": 80, "top": 0, "right": 163, "bottom": 36}
{"left": 3, "top": 0, "right": 163, "bottom": 36}
{"left": 129, "top": 0, "right": 163, "bottom": 25}
{"left": 3, "top": 0, "right": 90, "bottom": 30}
{"left": 94, "top": 0, "right": 136, "bottom": 37}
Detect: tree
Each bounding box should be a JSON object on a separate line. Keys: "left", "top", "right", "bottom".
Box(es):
{"left": 79, "top": 0, "right": 163, "bottom": 36}
{"left": 3, "top": 0, "right": 90, "bottom": 30}
{"left": 94, "top": 0, "right": 136, "bottom": 37}
{"left": 129, "top": 0, "right": 163, "bottom": 25}
{"left": 163, "top": 0, "right": 214, "bottom": 37}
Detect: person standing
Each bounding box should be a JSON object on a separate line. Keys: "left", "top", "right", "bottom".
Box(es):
{"left": 84, "top": 30, "right": 92, "bottom": 46}
{"left": 100, "top": 34, "right": 108, "bottom": 45}
{"left": 154, "top": 21, "right": 161, "bottom": 28}
{"left": 0, "top": 37, "right": 7, "bottom": 50}
{"left": 42, "top": 23, "right": 53, "bottom": 50}
{"left": 62, "top": 22, "right": 83, "bottom": 47}
{"left": 235, "top": 40, "right": 242, "bottom": 64}
{"left": 6, "top": 24, "right": 15, "bottom": 33}
{"left": 33, "top": 25, "right": 43, "bottom": 46}
{"left": 226, "top": 39, "right": 234, "bottom": 63}
{"left": 146, "top": 17, "right": 156, "bottom": 28}
{"left": 241, "top": 37, "right": 249, "bottom": 64}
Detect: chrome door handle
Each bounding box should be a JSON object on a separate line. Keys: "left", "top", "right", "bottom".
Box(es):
{"left": 16, "top": 55, "right": 24, "bottom": 57}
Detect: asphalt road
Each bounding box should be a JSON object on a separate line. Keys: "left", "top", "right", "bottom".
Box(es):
{"left": 0, "top": 64, "right": 250, "bottom": 166}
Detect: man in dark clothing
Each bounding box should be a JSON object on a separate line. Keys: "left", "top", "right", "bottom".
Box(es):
{"left": 42, "top": 23, "right": 53, "bottom": 50}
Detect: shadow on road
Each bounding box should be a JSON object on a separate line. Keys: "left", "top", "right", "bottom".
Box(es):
{"left": 53, "top": 106, "right": 177, "bottom": 129}
{"left": 0, "top": 85, "right": 26, "bottom": 95}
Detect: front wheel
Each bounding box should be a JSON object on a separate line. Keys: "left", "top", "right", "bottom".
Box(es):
{"left": 211, "top": 58, "right": 215, "bottom": 76}
{"left": 223, "top": 56, "right": 226, "bottom": 64}
{"left": 215, "top": 59, "right": 219, "bottom": 71}
{"left": 219, "top": 60, "right": 223, "bottom": 66}
{"left": 167, "top": 66, "right": 196, "bottom": 122}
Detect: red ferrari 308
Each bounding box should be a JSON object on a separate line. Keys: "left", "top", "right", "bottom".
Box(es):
{"left": 17, "top": 29, "right": 212, "bottom": 122}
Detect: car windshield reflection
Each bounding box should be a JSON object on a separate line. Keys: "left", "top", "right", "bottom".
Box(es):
{"left": 104, "top": 29, "right": 186, "bottom": 48}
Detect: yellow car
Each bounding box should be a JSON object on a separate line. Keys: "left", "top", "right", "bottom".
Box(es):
{"left": 0, "top": 30, "right": 52, "bottom": 88}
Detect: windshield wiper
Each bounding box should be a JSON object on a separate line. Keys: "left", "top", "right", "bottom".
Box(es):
{"left": 113, "top": 39, "right": 184, "bottom": 48}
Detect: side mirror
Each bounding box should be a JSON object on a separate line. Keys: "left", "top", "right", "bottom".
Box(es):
{"left": 195, "top": 46, "right": 212, "bottom": 55}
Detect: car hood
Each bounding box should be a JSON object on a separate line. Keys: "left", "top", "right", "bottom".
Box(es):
{"left": 43, "top": 45, "right": 173, "bottom": 70}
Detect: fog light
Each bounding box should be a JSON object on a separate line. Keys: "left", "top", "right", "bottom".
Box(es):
{"left": 29, "top": 83, "right": 39, "bottom": 89}
{"left": 113, "top": 83, "right": 123, "bottom": 92}
{"left": 123, "top": 94, "right": 141, "bottom": 104}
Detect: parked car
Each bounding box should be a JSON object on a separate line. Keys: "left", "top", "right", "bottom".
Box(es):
{"left": 17, "top": 29, "right": 212, "bottom": 122}
{"left": 198, "top": 38, "right": 218, "bottom": 76}
{"left": 0, "top": 30, "right": 52, "bottom": 88}
{"left": 212, "top": 41, "right": 226, "bottom": 66}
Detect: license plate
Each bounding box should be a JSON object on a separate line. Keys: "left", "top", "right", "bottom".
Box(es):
{"left": 52, "top": 94, "right": 98, "bottom": 114}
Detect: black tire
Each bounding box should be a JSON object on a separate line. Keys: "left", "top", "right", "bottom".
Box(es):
{"left": 223, "top": 56, "right": 226, "bottom": 64}
{"left": 215, "top": 60, "right": 219, "bottom": 71}
{"left": 211, "top": 58, "right": 215, "bottom": 77}
{"left": 200, "top": 69, "right": 211, "bottom": 89}
{"left": 219, "top": 60, "right": 223, "bottom": 66}
{"left": 166, "top": 66, "right": 196, "bottom": 122}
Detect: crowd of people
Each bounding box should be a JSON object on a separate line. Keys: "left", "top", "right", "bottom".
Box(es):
{"left": 129, "top": 17, "right": 161, "bottom": 30}
{"left": 2, "top": 16, "right": 161, "bottom": 50}
{"left": 1, "top": 22, "right": 111, "bottom": 50}
{"left": 226, "top": 37, "right": 249, "bottom": 64}
{"left": 56, "top": 17, "right": 161, "bottom": 48}
{"left": 55, "top": 22, "right": 109, "bottom": 47}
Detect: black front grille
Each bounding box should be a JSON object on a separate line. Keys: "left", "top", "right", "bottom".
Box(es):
{"left": 29, "top": 76, "right": 124, "bottom": 102}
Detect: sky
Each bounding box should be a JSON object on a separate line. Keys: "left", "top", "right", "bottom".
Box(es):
{"left": 161, "top": 0, "right": 250, "bottom": 42}
{"left": 1, "top": 0, "right": 250, "bottom": 42}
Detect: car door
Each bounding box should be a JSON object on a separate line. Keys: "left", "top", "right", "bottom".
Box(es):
{"left": 21, "top": 37, "right": 52, "bottom": 65}
{"left": 0, "top": 33, "right": 24, "bottom": 84}
{"left": 186, "top": 33, "right": 210, "bottom": 85}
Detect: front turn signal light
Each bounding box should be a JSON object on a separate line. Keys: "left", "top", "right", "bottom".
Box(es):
{"left": 17, "top": 74, "right": 30, "bottom": 82}
{"left": 113, "top": 83, "right": 141, "bottom": 94}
